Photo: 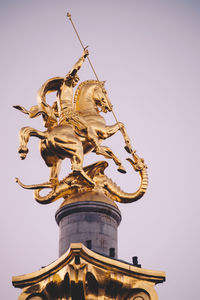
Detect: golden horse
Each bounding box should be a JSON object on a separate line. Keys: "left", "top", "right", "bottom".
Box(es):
{"left": 17, "top": 80, "right": 131, "bottom": 187}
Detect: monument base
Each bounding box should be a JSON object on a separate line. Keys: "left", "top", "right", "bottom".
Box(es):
{"left": 55, "top": 191, "right": 121, "bottom": 258}
{"left": 12, "top": 243, "right": 165, "bottom": 300}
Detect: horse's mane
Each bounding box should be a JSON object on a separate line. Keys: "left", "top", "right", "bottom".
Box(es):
{"left": 74, "top": 80, "right": 101, "bottom": 105}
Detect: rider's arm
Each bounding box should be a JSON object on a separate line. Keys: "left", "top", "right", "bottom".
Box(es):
{"left": 66, "top": 49, "right": 89, "bottom": 78}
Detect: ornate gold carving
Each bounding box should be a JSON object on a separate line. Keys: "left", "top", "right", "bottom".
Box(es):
{"left": 14, "top": 51, "right": 148, "bottom": 204}
{"left": 12, "top": 243, "right": 164, "bottom": 300}
{"left": 16, "top": 159, "right": 147, "bottom": 204}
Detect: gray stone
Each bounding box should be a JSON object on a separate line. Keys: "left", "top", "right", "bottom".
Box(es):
{"left": 55, "top": 199, "right": 121, "bottom": 258}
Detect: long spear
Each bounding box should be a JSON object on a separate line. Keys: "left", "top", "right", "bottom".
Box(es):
{"left": 66, "top": 13, "right": 138, "bottom": 158}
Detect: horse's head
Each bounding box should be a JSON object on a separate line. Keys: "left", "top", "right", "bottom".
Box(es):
{"left": 93, "top": 82, "right": 113, "bottom": 113}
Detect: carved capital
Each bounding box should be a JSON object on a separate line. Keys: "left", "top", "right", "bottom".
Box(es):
{"left": 13, "top": 244, "right": 165, "bottom": 299}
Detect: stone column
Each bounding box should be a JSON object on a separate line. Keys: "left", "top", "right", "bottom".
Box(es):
{"left": 55, "top": 191, "right": 121, "bottom": 258}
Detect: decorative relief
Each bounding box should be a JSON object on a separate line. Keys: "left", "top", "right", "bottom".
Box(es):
{"left": 14, "top": 16, "right": 148, "bottom": 206}
{"left": 13, "top": 244, "right": 164, "bottom": 300}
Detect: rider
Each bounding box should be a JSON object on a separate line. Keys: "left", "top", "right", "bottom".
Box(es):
{"left": 54, "top": 49, "right": 100, "bottom": 150}
{"left": 57, "top": 48, "right": 87, "bottom": 125}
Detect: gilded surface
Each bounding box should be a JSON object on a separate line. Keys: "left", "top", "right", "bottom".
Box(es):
{"left": 12, "top": 14, "right": 166, "bottom": 300}
{"left": 12, "top": 243, "right": 165, "bottom": 300}
{"left": 14, "top": 50, "right": 148, "bottom": 204}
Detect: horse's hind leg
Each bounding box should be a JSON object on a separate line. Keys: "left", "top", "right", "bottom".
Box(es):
{"left": 49, "top": 160, "right": 61, "bottom": 185}
{"left": 18, "top": 126, "right": 45, "bottom": 159}
{"left": 71, "top": 149, "right": 95, "bottom": 187}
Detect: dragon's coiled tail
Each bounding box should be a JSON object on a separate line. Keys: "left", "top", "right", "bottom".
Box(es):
{"left": 15, "top": 178, "right": 61, "bottom": 205}
{"left": 102, "top": 158, "right": 148, "bottom": 203}
{"left": 16, "top": 159, "right": 148, "bottom": 204}
{"left": 34, "top": 177, "right": 77, "bottom": 204}
{"left": 34, "top": 187, "right": 68, "bottom": 205}
{"left": 34, "top": 188, "right": 61, "bottom": 205}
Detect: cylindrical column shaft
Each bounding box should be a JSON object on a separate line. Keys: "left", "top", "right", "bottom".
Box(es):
{"left": 55, "top": 193, "right": 121, "bottom": 258}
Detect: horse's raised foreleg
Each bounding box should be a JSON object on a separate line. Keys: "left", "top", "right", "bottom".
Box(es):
{"left": 104, "top": 122, "right": 133, "bottom": 153}
{"left": 18, "top": 126, "right": 45, "bottom": 160}
{"left": 100, "top": 123, "right": 120, "bottom": 139}
{"left": 92, "top": 122, "right": 134, "bottom": 173}
{"left": 95, "top": 146, "right": 126, "bottom": 173}
{"left": 118, "top": 122, "right": 133, "bottom": 153}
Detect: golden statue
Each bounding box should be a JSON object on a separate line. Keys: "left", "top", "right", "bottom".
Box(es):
{"left": 14, "top": 48, "right": 148, "bottom": 204}
{"left": 12, "top": 16, "right": 167, "bottom": 300}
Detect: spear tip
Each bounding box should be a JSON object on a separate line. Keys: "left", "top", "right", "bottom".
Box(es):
{"left": 66, "top": 12, "right": 71, "bottom": 19}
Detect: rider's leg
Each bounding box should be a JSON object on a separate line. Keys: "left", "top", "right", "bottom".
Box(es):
{"left": 87, "top": 126, "right": 101, "bottom": 150}
{"left": 72, "top": 114, "right": 101, "bottom": 150}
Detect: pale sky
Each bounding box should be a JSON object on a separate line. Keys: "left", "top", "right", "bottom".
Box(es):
{"left": 1, "top": 0, "right": 200, "bottom": 299}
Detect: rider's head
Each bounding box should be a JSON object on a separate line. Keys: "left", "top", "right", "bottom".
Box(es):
{"left": 72, "top": 75, "right": 80, "bottom": 87}
{"left": 65, "top": 74, "right": 80, "bottom": 87}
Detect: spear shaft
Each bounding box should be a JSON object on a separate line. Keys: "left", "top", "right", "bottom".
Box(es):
{"left": 67, "top": 13, "right": 99, "bottom": 81}
{"left": 66, "top": 12, "right": 133, "bottom": 153}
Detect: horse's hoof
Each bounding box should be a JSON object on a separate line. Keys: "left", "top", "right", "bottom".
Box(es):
{"left": 18, "top": 147, "right": 28, "bottom": 154}
{"left": 20, "top": 153, "right": 27, "bottom": 160}
{"left": 124, "top": 146, "right": 131, "bottom": 154}
{"left": 117, "top": 166, "right": 127, "bottom": 174}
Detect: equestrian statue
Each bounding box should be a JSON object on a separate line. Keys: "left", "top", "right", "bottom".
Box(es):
{"left": 14, "top": 48, "right": 148, "bottom": 204}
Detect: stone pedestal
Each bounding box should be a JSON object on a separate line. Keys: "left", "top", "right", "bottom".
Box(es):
{"left": 55, "top": 191, "right": 121, "bottom": 258}
{"left": 13, "top": 192, "right": 166, "bottom": 299}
